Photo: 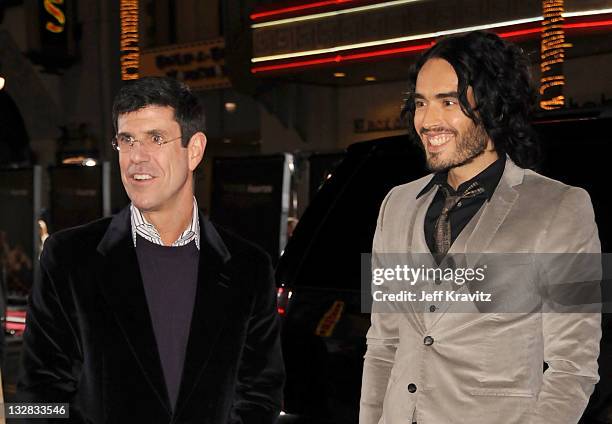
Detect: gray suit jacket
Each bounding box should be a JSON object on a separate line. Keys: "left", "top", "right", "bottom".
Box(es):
{"left": 360, "top": 158, "right": 601, "bottom": 424}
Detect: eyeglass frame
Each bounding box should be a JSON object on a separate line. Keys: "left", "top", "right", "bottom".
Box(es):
{"left": 111, "top": 133, "right": 183, "bottom": 152}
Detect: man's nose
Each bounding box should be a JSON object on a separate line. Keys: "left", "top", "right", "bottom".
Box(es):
{"left": 128, "top": 141, "right": 151, "bottom": 163}
{"left": 420, "top": 104, "right": 443, "bottom": 130}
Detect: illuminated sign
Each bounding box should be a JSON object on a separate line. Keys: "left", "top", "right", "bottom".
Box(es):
{"left": 540, "top": 0, "right": 571, "bottom": 110}
{"left": 27, "top": 0, "right": 77, "bottom": 67}
{"left": 44, "top": 0, "right": 66, "bottom": 33}
{"left": 140, "top": 39, "right": 230, "bottom": 90}
{"left": 250, "top": 0, "right": 612, "bottom": 75}
{"left": 252, "top": 1, "right": 536, "bottom": 62}
{"left": 251, "top": 18, "right": 612, "bottom": 74}
{"left": 120, "top": 0, "right": 139, "bottom": 80}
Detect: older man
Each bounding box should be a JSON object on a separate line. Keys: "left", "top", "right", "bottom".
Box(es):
{"left": 19, "top": 77, "right": 284, "bottom": 423}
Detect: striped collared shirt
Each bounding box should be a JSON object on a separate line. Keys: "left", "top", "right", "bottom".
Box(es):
{"left": 130, "top": 197, "right": 200, "bottom": 250}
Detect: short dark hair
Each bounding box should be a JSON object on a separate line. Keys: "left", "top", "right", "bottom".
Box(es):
{"left": 402, "top": 31, "right": 540, "bottom": 169}
{"left": 112, "top": 76, "right": 205, "bottom": 147}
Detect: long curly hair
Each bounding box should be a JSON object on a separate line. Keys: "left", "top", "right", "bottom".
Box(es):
{"left": 402, "top": 31, "right": 541, "bottom": 169}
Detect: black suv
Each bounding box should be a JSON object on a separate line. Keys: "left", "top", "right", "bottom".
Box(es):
{"left": 276, "top": 109, "right": 612, "bottom": 424}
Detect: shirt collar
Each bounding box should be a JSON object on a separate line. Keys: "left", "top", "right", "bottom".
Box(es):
{"left": 416, "top": 155, "right": 506, "bottom": 201}
{"left": 130, "top": 197, "right": 200, "bottom": 250}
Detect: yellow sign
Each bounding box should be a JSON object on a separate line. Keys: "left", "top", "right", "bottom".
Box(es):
{"left": 540, "top": 0, "right": 572, "bottom": 110}
{"left": 140, "top": 39, "right": 231, "bottom": 90}
{"left": 120, "top": 0, "right": 139, "bottom": 80}
{"left": 44, "top": 0, "right": 65, "bottom": 34}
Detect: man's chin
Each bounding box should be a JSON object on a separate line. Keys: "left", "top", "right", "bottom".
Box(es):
{"left": 427, "top": 151, "right": 482, "bottom": 173}
{"left": 130, "top": 198, "right": 158, "bottom": 213}
{"left": 426, "top": 155, "right": 452, "bottom": 173}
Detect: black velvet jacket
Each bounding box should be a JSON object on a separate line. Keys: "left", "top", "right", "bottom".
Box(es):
{"left": 17, "top": 206, "right": 284, "bottom": 423}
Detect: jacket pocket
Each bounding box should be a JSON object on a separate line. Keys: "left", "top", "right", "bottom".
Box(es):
{"left": 469, "top": 388, "right": 534, "bottom": 397}
{"left": 476, "top": 313, "right": 539, "bottom": 386}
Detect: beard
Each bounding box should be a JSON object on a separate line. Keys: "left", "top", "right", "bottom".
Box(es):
{"left": 423, "top": 123, "right": 489, "bottom": 173}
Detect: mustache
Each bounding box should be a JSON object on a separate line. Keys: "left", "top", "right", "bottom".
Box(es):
{"left": 420, "top": 126, "right": 457, "bottom": 137}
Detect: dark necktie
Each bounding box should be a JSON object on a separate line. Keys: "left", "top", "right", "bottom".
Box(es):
{"left": 433, "top": 181, "right": 485, "bottom": 259}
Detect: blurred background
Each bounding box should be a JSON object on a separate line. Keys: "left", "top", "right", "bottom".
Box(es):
{"left": 0, "top": 0, "right": 611, "bottom": 417}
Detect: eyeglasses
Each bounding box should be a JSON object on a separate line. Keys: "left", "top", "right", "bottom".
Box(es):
{"left": 111, "top": 134, "right": 182, "bottom": 152}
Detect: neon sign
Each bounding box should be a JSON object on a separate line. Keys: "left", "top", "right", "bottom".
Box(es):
{"left": 540, "top": 0, "right": 572, "bottom": 110}
{"left": 44, "top": 0, "right": 65, "bottom": 34}
{"left": 120, "top": 0, "right": 139, "bottom": 80}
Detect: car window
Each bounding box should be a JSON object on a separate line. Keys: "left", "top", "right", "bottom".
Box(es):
{"left": 280, "top": 137, "right": 426, "bottom": 290}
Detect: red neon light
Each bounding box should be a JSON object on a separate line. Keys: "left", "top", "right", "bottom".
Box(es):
{"left": 498, "top": 27, "right": 542, "bottom": 38}
{"left": 252, "top": 19, "right": 612, "bottom": 74}
{"left": 253, "top": 56, "right": 344, "bottom": 73}
{"left": 251, "top": 0, "right": 354, "bottom": 20}
{"left": 252, "top": 43, "right": 433, "bottom": 73}
{"left": 564, "top": 19, "right": 612, "bottom": 29}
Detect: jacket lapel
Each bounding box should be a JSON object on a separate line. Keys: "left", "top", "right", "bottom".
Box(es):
{"left": 428, "top": 158, "right": 524, "bottom": 326}
{"left": 173, "top": 215, "right": 232, "bottom": 417}
{"left": 463, "top": 157, "right": 523, "bottom": 265}
{"left": 96, "top": 207, "right": 172, "bottom": 413}
{"left": 406, "top": 187, "right": 438, "bottom": 332}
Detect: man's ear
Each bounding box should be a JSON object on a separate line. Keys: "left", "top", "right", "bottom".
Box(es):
{"left": 188, "top": 132, "right": 207, "bottom": 171}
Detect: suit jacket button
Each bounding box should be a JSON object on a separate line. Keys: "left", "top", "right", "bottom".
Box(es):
{"left": 407, "top": 383, "right": 417, "bottom": 393}
{"left": 429, "top": 305, "right": 436, "bottom": 312}
{"left": 424, "top": 336, "right": 434, "bottom": 346}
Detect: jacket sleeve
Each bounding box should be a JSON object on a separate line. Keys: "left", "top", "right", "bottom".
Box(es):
{"left": 230, "top": 253, "right": 285, "bottom": 424}
{"left": 530, "top": 187, "right": 602, "bottom": 424}
{"left": 17, "top": 235, "right": 86, "bottom": 424}
{"left": 359, "top": 189, "right": 400, "bottom": 424}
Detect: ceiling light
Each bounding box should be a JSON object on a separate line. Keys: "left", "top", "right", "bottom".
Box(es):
{"left": 365, "top": 76, "right": 377, "bottom": 82}
{"left": 334, "top": 72, "right": 346, "bottom": 77}
{"left": 0, "top": 77, "right": 4, "bottom": 90}
{"left": 62, "top": 156, "right": 98, "bottom": 166}
{"left": 224, "top": 102, "right": 237, "bottom": 112}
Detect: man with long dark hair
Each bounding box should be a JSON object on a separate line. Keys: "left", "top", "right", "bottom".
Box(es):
{"left": 360, "top": 31, "right": 601, "bottom": 423}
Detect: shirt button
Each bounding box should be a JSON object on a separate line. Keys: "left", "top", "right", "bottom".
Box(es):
{"left": 457, "top": 201, "right": 462, "bottom": 207}
{"left": 424, "top": 336, "right": 434, "bottom": 346}
{"left": 429, "top": 305, "right": 437, "bottom": 312}
{"left": 407, "top": 383, "right": 417, "bottom": 393}
{"left": 434, "top": 279, "right": 442, "bottom": 285}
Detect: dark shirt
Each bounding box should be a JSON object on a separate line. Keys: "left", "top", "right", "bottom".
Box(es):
{"left": 135, "top": 236, "right": 199, "bottom": 410}
{"left": 417, "top": 156, "right": 506, "bottom": 253}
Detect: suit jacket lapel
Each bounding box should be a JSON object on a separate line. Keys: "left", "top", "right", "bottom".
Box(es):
{"left": 96, "top": 207, "right": 172, "bottom": 413}
{"left": 463, "top": 157, "right": 523, "bottom": 265}
{"left": 411, "top": 186, "right": 437, "bottom": 254}
{"left": 173, "top": 215, "right": 232, "bottom": 417}
{"left": 428, "top": 158, "right": 524, "bottom": 326}
{"left": 406, "top": 187, "right": 438, "bottom": 332}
